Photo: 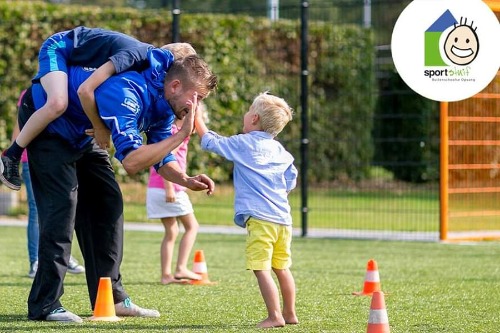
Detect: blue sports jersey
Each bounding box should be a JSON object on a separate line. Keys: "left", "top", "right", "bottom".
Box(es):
{"left": 70, "top": 26, "right": 153, "bottom": 73}
{"left": 33, "top": 26, "right": 153, "bottom": 82}
{"left": 31, "top": 48, "right": 177, "bottom": 169}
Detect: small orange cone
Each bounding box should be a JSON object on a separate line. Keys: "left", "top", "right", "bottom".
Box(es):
{"left": 89, "top": 277, "right": 121, "bottom": 321}
{"left": 190, "top": 250, "right": 216, "bottom": 285}
{"left": 353, "top": 259, "right": 381, "bottom": 296}
{"left": 367, "top": 291, "right": 390, "bottom": 333}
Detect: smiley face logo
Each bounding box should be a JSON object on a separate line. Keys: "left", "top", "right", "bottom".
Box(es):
{"left": 443, "top": 17, "right": 479, "bottom": 65}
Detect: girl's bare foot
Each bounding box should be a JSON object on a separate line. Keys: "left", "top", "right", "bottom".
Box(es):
{"left": 283, "top": 310, "right": 298, "bottom": 324}
{"left": 174, "top": 269, "right": 202, "bottom": 281}
{"left": 256, "top": 317, "right": 286, "bottom": 329}
{"left": 161, "top": 275, "right": 188, "bottom": 285}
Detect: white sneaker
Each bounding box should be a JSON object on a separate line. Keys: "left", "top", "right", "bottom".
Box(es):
{"left": 115, "top": 298, "right": 160, "bottom": 317}
{"left": 68, "top": 256, "right": 85, "bottom": 274}
{"left": 28, "top": 261, "right": 38, "bottom": 278}
{"left": 46, "top": 307, "right": 83, "bottom": 323}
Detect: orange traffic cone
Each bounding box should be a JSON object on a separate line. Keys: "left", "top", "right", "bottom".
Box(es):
{"left": 190, "top": 250, "right": 216, "bottom": 285}
{"left": 367, "top": 291, "right": 390, "bottom": 333}
{"left": 353, "top": 259, "right": 381, "bottom": 296}
{"left": 89, "top": 277, "right": 121, "bottom": 321}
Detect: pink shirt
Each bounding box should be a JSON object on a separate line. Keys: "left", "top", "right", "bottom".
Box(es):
{"left": 21, "top": 150, "right": 28, "bottom": 163}
{"left": 147, "top": 124, "right": 190, "bottom": 192}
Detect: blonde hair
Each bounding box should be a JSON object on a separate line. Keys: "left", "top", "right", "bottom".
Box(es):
{"left": 161, "top": 43, "right": 197, "bottom": 59}
{"left": 165, "top": 55, "right": 218, "bottom": 97}
{"left": 251, "top": 92, "right": 293, "bottom": 137}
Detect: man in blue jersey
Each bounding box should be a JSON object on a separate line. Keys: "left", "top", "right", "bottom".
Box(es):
{"left": 1, "top": 26, "right": 156, "bottom": 190}
{"left": 19, "top": 49, "right": 217, "bottom": 322}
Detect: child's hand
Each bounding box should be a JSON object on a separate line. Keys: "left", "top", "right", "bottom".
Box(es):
{"left": 181, "top": 92, "right": 198, "bottom": 136}
{"left": 165, "top": 183, "right": 176, "bottom": 202}
{"left": 165, "top": 193, "right": 176, "bottom": 202}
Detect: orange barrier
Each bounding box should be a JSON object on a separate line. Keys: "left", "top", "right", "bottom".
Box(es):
{"left": 353, "top": 259, "right": 381, "bottom": 296}
{"left": 190, "top": 250, "right": 216, "bottom": 286}
{"left": 439, "top": 1, "right": 500, "bottom": 241}
{"left": 449, "top": 140, "right": 500, "bottom": 146}
{"left": 89, "top": 277, "right": 121, "bottom": 321}
{"left": 367, "top": 291, "right": 390, "bottom": 333}
{"left": 448, "top": 187, "right": 500, "bottom": 194}
{"left": 448, "top": 164, "right": 499, "bottom": 170}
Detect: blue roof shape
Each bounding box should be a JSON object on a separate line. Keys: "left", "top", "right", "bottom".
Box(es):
{"left": 426, "top": 9, "right": 457, "bottom": 32}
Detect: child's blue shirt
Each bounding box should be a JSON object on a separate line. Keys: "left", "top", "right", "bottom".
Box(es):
{"left": 201, "top": 130, "right": 298, "bottom": 228}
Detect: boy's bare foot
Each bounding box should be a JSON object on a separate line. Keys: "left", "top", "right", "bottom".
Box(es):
{"left": 161, "top": 275, "right": 188, "bottom": 285}
{"left": 174, "top": 269, "right": 202, "bottom": 281}
{"left": 256, "top": 317, "right": 286, "bottom": 328}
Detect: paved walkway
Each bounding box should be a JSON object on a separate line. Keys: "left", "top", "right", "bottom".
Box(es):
{"left": 5, "top": 215, "right": 500, "bottom": 242}
{"left": 0, "top": 216, "right": 247, "bottom": 235}
{"left": 0, "top": 216, "right": 443, "bottom": 241}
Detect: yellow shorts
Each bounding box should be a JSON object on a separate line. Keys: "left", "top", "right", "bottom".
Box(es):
{"left": 246, "top": 217, "right": 292, "bottom": 271}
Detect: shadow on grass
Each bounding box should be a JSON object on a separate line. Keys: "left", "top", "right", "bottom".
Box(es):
{"left": 114, "top": 280, "right": 162, "bottom": 287}
{"left": 0, "top": 276, "right": 87, "bottom": 287}
{"left": 0, "top": 315, "right": 254, "bottom": 331}
{"left": 0, "top": 314, "right": 27, "bottom": 323}
{"left": 0, "top": 281, "right": 88, "bottom": 287}
{"left": 0, "top": 280, "right": 34, "bottom": 287}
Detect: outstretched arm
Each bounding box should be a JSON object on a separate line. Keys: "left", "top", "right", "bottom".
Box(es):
{"left": 157, "top": 161, "right": 214, "bottom": 195}
{"left": 121, "top": 93, "right": 198, "bottom": 174}
{"left": 121, "top": 129, "right": 189, "bottom": 175}
{"left": 193, "top": 100, "right": 209, "bottom": 138}
{"left": 78, "top": 61, "right": 115, "bottom": 149}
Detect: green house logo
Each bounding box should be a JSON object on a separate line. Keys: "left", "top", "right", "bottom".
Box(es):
{"left": 392, "top": 0, "right": 499, "bottom": 102}
{"left": 425, "top": 10, "right": 479, "bottom": 67}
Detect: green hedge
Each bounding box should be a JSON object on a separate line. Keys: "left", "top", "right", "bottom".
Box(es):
{"left": 0, "top": 0, "right": 376, "bottom": 183}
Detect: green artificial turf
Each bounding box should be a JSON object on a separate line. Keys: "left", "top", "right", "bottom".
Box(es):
{"left": 120, "top": 183, "right": 440, "bottom": 232}
{"left": 1, "top": 226, "right": 499, "bottom": 332}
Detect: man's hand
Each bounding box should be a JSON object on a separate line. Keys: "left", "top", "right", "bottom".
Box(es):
{"left": 94, "top": 126, "right": 111, "bottom": 149}
{"left": 185, "top": 173, "right": 215, "bottom": 195}
{"left": 85, "top": 126, "right": 111, "bottom": 149}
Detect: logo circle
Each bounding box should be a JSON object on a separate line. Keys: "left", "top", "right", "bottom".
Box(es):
{"left": 391, "top": 0, "right": 500, "bottom": 102}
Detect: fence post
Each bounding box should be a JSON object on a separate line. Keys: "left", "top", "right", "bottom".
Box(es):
{"left": 300, "top": 1, "right": 309, "bottom": 237}
{"left": 172, "top": 0, "right": 180, "bottom": 43}
{"left": 268, "top": 0, "right": 279, "bottom": 21}
{"left": 363, "top": 0, "right": 371, "bottom": 28}
{"left": 439, "top": 101, "right": 449, "bottom": 241}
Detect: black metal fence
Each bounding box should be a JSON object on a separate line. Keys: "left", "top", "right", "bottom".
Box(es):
{"left": 38, "top": 0, "right": 440, "bottom": 240}
{"left": 178, "top": 0, "right": 439, "bottom": 240}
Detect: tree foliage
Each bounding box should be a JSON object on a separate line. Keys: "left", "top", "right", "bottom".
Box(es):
{"left": 0, "top": 0, "right": 376, "bottom": 184}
